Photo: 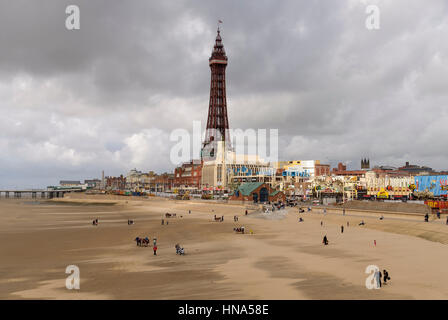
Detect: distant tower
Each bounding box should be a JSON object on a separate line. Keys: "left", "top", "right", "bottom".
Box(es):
{"left": 361, "top": 158, "right": 370, "bottom": 170}
{"left": 202, "top": 26, "right": 230, "bottom": 160}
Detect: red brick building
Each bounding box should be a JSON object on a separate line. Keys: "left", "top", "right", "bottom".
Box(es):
{"left": 105, "top": 175, "right": 126, "bottom": 190}
{"left": 315, "top": 164, "right": 330, "bottom": 176}
{"left": 174, "top": 160, "right": 202, "bottom": 189}
{"left": 154, "top": 173, "right": 174, "bottom": 192}
{"left": 332, "top": 162, "right": 347, "bottom": 173}
{"left": 331, "top": 162, "right": 367, "bottom": 177}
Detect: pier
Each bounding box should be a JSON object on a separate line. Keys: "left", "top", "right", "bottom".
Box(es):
{"left": 0, "top": 188, "right": 83, "bottom": 199}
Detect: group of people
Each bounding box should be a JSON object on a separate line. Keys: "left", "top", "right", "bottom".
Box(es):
{"left": 233, "top": 215, "right": 239, "bottom": 222}
{"left": 92, "top": 218, "right": 99, "bottom": 226}
{"left": 376, "top": 269, "right": 391, "bottom": 287}
{"left": 134, "top": 237, "right": 158, "bottom": 254}
{"left": 135, "top": 237, "right": 187, "bottom": 256}
{"left": 233, "top": 226, "right": 245, "bottom": 233}
{"left": 134, "top": 236, "right": 150, "bottom": 247}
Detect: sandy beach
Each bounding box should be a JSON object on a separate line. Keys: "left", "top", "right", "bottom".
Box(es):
{"left": 1, "top": 194, "right": 448, "bottom": 300}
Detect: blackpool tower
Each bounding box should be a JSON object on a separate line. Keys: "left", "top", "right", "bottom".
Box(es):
{"left": 202, "top": 26, "right": 230, "bottom": 160}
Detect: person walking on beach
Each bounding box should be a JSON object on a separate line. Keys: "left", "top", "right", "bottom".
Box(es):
{"left": 245, "top": 210, "right": 248, "bottom": 216}
{"left": 323, "top": 208, "right": 327, "bottom": 215}
{"left": 321, "top": 221, "right": 323, "bottom": 227}
{"left": 383, "top": 269, "right": 390, "bottom": 284}
{"left": 188, "top": 210, "right": 191, "bottom": 214}
{"left": 341, "top": 225, "right": 344, "bottom": 233}
{"left": 437, "top": 211, "right": 441, "bottom": 219}
{"left": 425, "top": 213, "right": 429, "bottom": 222}
{"left": 153, "top": 245, "right": 157, "bottom": 255}
{"left": 347, "top": 221, "right": 349, "bottom": 227}
{"left": 323, "top": 235, "right": 329, "bottom": 245}
{"left": 377, "top": 269, "right": 382, "bottom": 288}
{"left": 343, "top": 208, "right": 346, "bottom": 216}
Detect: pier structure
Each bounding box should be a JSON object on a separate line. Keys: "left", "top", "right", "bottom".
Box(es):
{"left": 0, "top": 188, "right": 83, "bottom": 199}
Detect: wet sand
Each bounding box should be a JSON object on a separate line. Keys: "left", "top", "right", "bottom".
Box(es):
{"left": 1, "top": 195, "right": 448, "bottom": 299}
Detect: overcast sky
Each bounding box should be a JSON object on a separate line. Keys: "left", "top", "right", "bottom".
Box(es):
{"left": 0, "top": 0, "right": 447, "bottom": 188}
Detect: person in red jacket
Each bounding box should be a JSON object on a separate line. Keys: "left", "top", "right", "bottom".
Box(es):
{"left": 153, "top": 245, "right": 157, "bottom": 255}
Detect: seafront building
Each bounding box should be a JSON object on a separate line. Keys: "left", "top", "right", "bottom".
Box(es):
{"left": 59, "top": 180, "right": 82, "bottom": 187}
{"left": 174, "top": 160, "right": 202, "bottom": 190}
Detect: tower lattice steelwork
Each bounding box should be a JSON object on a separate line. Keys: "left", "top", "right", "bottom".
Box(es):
{"left": 202, "top": 27, "right": 230, "bottom": 160}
